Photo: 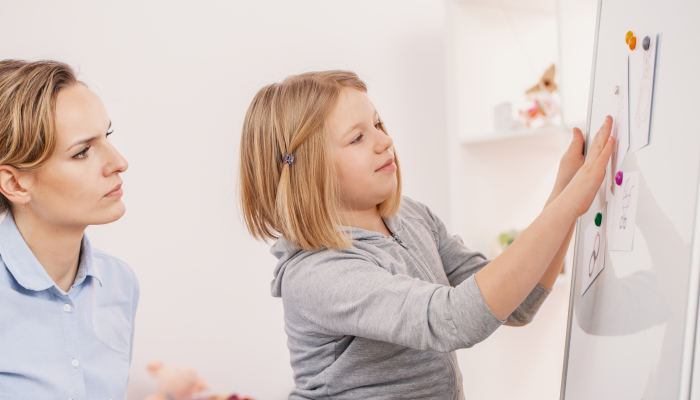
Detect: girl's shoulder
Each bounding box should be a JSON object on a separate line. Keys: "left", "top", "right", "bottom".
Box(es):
{"left": 397, "top": 196, "right": 445, "bottom": 234}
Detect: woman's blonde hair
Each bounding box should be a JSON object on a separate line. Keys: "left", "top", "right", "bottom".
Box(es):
{"left": 0, "top": 59, "right": 79, "bottom": 213}
{"left": 240, "top": 71, "right": 402, "bottom": 250}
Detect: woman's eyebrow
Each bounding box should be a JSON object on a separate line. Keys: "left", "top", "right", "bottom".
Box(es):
{"left": 66, "top": 120, "right": 112, "bottom": 150}
{"left": 67, "top": 135, "right": 100, "bottom": 151}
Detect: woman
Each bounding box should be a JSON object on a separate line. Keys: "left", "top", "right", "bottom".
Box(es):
{"left": 0, "top": 60, "right": 138, "bottom": 400}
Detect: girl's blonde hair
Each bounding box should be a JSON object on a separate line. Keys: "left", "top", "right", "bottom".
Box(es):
{"left": 240, "top": 71, "right": 402, "bottom": 250}
{"left": 0, "top": 59, "right": 78, "bottom": 213}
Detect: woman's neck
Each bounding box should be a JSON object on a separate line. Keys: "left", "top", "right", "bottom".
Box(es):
{"left": 339, "top": 205, "right": 392, "bottom": 237}
{"left": 12, "top": 208, "right": 86, "bottom": 292}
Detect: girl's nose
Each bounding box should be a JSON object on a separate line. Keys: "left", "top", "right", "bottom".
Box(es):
{"left": 375, "top": 130, "right": 393, "bottom": 153}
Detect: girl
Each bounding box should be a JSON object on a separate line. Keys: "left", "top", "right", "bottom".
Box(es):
{"left": 0, "top": 60, "right": 138, "bottom": 400}
{"left": 239, "top": 71, "right": 613, "bottom": 399}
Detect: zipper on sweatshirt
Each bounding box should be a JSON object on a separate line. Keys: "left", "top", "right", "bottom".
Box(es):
{"left": 392, "top": 234, "right": 438, "bottom": 283}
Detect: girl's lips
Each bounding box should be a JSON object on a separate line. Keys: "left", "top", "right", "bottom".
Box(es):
{"left": 376, "top": 161, "right": 397, "bottom": 172}
{"left": 105, "top": 183, "right": 123, "bottom": 197}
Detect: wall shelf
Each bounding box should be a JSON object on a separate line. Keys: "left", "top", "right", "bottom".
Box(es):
{"left": 461, "top": 124, "right": 568, "bottom": 145}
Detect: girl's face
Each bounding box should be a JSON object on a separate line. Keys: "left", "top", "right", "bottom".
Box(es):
{"left": 21, "top": 84, "right": 128, "bottom": 227}
{"left": 327, "top": 88, "right": 397, "bottom": 212}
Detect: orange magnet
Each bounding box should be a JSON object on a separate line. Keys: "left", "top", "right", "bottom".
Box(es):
{"left": 628, "top": 36, "right": 636, "bottom": 50}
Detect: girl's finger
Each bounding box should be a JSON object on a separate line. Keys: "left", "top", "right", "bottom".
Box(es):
{"left": 569, "top": 128, "right": 584, "bottom": 153}
{"left": 594, "top": 135, "right": 615, "bottom": 171}
{"left": 586, "top": 116, "right": 613, "bottom": 162}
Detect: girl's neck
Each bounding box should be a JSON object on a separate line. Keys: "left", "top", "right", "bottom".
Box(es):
{"left": 339, "top": 204, "right": 392, "bottom": 237}
{"left": 12, "top": 208, "right": 86, "bottom": 292}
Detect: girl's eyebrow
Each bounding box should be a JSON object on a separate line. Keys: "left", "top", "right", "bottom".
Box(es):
{"left": 66, "top": 120, "right": 112, "bottom": 151}
{"left": 341, "top": 110, "right": 378, "bottom": 139}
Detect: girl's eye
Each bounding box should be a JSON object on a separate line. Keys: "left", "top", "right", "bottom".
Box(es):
{"left": 73, "top": 146, "right": 90, "bottom": 159}
{"left": 106, "top": 128, "right": 114, "bottom": 138}
{"left": 374, "top": 121, "right": 383, "bottom": 130}
{"left": 351, "top": 133, "right": 363, "bottom": 144}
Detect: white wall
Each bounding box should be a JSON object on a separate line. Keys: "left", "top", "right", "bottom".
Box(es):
{"left": 0, "top": 1, "right": 448, "bottom": 399}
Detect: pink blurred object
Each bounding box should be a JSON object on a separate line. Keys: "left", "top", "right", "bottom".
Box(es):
{"left": 143, "top": 361, "right": 209, "bottom": 400}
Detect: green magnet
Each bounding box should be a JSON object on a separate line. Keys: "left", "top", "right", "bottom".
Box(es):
{"left": 595, "top": 213, "right": 602, "bottom": 227}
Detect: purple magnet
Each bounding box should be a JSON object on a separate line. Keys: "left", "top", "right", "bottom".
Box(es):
{"left": 615, "top": 171, "right": 623, "bottom": 186}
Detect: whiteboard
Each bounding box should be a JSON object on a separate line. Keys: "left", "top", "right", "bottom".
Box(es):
{"left": 560, "top": 0, "right": 700, "bottom": 399}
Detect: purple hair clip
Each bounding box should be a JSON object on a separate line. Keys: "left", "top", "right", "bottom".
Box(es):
{"left": 284, "top": 153, "right": 295, "bottom": 165}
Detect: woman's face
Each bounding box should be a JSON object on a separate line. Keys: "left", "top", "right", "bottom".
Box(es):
{"left": 22, "top": 84, "right": 128, "bottom": 227}
{"left": 327, "top": 87, "right": 397, "bottom": 212}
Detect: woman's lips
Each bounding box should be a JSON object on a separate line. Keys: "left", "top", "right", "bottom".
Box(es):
{"left": 105, "top": 183, "right": 123, "bottom": 197}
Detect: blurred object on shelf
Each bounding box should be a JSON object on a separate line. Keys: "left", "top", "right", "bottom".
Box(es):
{"left": 494, "top": 102, "right": 524, "bottom": 132}
{"left": 518, "top": 90, "right": 561, "bottom": 129}
{"left": 499, "top": 229, "right": 522, "bottom": 250}
{"left": 526, "top": 64, "right": 558, "bottom": 94}
{"left": 519, "top": 64, "right": 562, "bottom": 129}
{"left": 498, "top": 229, "right": 566, "bottom": 275}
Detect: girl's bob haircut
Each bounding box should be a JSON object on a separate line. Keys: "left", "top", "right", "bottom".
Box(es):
{"left": 239, "top": 70, "right": 402, "bottom": 250}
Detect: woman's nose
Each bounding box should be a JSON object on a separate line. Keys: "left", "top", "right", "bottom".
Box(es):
{"left": 104, "top": 142, "right": 129, "bottom": 176}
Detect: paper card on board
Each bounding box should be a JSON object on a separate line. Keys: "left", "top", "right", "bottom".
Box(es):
{"left": 581, "top": 203, "right": 607, "bottom": 296}
{"left": 611, "top": 56, "right": 630, "bottom": 173}
{"left": 606, "top": 58, "right": 631, "bottom": 238}
{"left": 608, "top": 171, "right": 641, "bottom": 251}
{"left": 629, "top": 33, "right": 657, "bottom": 152}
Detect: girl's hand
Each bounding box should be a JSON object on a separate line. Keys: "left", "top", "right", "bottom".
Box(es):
{"left": 558, "top": 116, "right": 615, "bottom": 217}
{"left": 553, "top": 127, "right": 585, "bottom": 193}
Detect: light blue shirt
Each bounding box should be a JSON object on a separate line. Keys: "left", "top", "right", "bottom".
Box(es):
{"left": 0, "top": 213, "right": 139, "bottom": 400}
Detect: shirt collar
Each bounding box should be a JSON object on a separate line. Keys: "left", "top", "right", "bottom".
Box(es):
{"left": 0, "top": 213, "right": 101, "bottom": 292}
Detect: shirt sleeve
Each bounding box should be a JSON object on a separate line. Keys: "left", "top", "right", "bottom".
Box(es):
{"left": 128, "top": 269, "right": 140, "bottom": 366}
{"left": 422, "top": 204, "right": 551, "bottom": 327}
{"left": 282, "top": 251, "right": 505, "bottom": 353}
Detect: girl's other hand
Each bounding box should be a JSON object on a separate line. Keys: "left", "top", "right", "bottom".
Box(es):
{"left": 553, "top": 127, "right": 585, "bottom": 193}
{"left": 558, "top": 116, "right": 615, "bottom": 217}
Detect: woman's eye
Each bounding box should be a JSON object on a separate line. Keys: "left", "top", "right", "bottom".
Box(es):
{"left": 351, "top": 133, "right": 363, "bottom": 144}
{"left": 73, "top": 146, "right": 90, "bottom": 159}
{"left": 374, "top": 121, "right": 383, "bottom": 130}
{"left": 106, "top": 128, "right": 114, "bottom": 138}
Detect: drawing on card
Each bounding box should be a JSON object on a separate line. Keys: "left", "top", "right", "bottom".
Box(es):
{"left": 608, "top": 171, "right": 641, "bottom": 251}
{"left": 635, "top": 39, "right": 654, "bottom": 129}
{"left": 629, "top": 34, "right": 657, "bottom": 152}
{"left": 581, "top": 203, "right": 607, "bottom": 296}
{"left": 619, "top": 179, "right": 635, "bottom": 229}
{"left": 589, "top": 232, "right": 601, "bottom": 278}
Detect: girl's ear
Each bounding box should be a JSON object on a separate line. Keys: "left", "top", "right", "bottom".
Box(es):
{"left": 0, "top": 166, "right": 31, "bottom": 206}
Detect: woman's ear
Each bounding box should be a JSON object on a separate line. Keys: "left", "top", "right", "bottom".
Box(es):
{"left": 0, "top": 166, "right": 31, "bottom": 206}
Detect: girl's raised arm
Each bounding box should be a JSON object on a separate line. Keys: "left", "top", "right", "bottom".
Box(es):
{"left": 475, "top": 116, "right": 615, "bottom": 320}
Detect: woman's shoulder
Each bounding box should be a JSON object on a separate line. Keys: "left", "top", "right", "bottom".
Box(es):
{"left": 90, "top": 247, "right": 139, "bottom": 288}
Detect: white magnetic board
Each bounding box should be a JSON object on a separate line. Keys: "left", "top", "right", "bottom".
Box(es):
{"left": 560, "top": 0, "right": 700, "bottom": 399}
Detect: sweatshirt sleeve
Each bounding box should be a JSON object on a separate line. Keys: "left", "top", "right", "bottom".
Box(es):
{"left": 422, "top": 204, "right": 551, "bottom": 327}
{"left": 282, "top": 251, "right": 504, "bottom": 353}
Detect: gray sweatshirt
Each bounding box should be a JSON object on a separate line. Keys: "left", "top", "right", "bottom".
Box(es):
{"left": 271, "top": 197, "right": 550, "bottom": 399}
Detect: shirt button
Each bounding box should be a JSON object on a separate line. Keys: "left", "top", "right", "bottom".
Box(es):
{"left": 71, "top": 359, "right": 79, "bottom": 367}
{"left": 63, "top": 304, "right": 71, "bottom": 312}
